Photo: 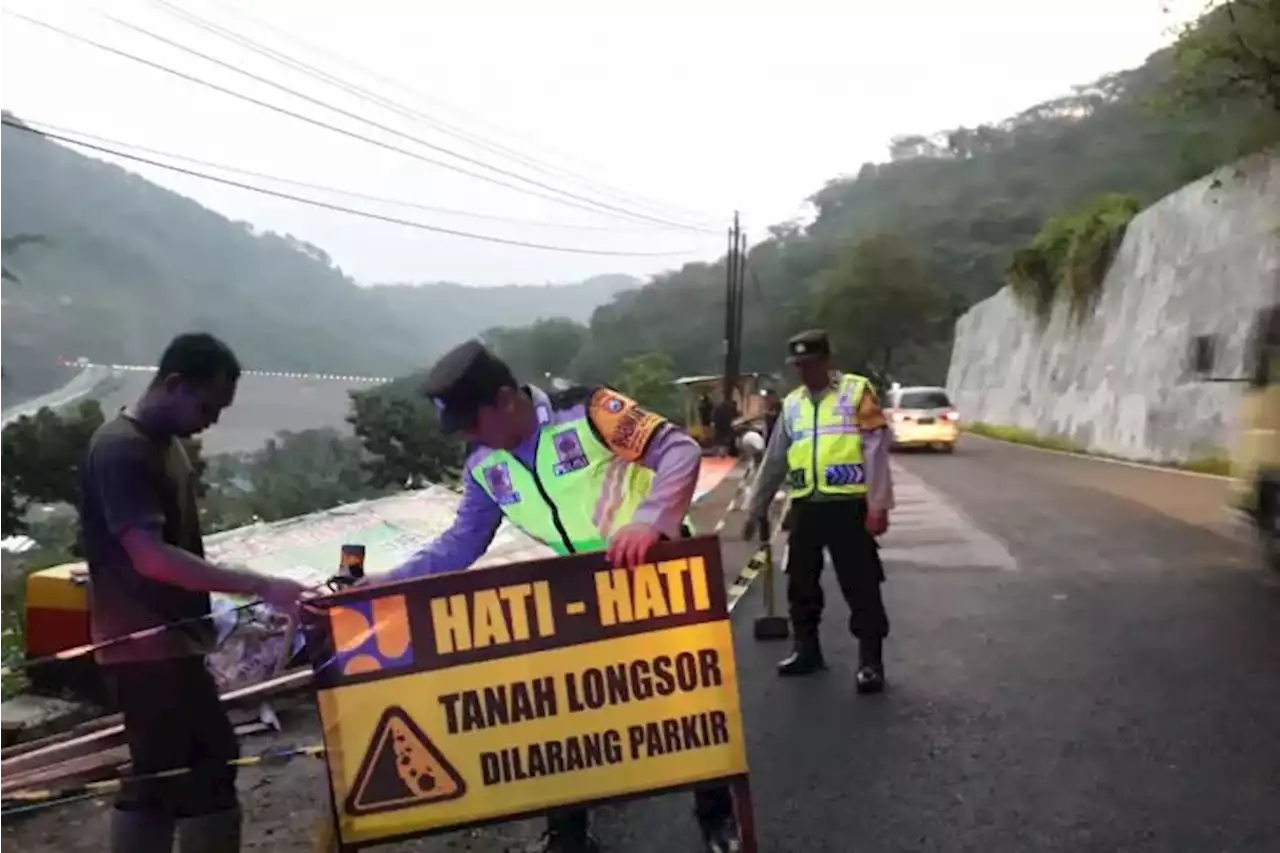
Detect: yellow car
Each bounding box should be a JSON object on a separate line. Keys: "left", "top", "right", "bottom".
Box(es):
{"left": 886, "top": 385, "right": 960, "bottom": 453}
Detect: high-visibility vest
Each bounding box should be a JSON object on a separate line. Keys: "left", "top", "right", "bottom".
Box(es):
{"left": 783, "top": 373, "right": 869, "bottom": 499}
{"left": 470, "top": 413, "right": 692, "bottom": 556}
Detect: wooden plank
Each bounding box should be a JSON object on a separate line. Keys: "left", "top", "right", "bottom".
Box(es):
{"left": 2, "top": 719, "right": 278, "bottom": 799}
{"left": 0, "top": 668, "right": 311, "bottom": 779}
{"left": 1, "top": 712, "right": 123, "bottom": 761}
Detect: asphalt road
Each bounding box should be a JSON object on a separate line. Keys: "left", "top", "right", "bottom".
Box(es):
{"left": 589, "top": 436, "right": 1280, "bottom": 853}
{"left": 7, "top": 443, "right": 1279, "bottom": 852}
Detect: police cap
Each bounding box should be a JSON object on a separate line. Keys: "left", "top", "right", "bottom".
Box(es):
{"left": 787, "top": 329, "right": 831, "bottom": 363}
{"left": 421, "top": 340, "right": 518, "bottom": 433}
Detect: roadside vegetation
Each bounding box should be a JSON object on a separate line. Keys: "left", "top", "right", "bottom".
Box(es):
{"left": 965, "top": 422, "right": 1233, "bottom": 476}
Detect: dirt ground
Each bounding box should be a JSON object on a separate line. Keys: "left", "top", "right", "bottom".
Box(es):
{"left": 3, "top": 468, "right": 754, "bottom": 853}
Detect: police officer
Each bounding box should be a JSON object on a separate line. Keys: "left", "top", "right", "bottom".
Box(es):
{"left": 379, "top": 341, "right": 741, "bottom": 853}
{"left": 742, "top": 329, "right": 894, "bottom": 692}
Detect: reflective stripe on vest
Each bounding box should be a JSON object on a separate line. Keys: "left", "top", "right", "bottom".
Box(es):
{"left": 470, "top": 416, "right": 691, "bottom": 556}
{"left": 783, "top": 374, "right": 869, "bottom": 499}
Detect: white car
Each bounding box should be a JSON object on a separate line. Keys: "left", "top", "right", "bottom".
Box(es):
{"left": 885, "top": 385, "right": 960, "bottom": 453}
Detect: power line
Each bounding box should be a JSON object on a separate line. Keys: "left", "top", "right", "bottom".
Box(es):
{"left": 5, "top": 10, "right": 718, "bottom": 234}
{"left": 181, "top": 0, "right": 721, "bottom": 228}
{"left": 17, "top": 118, "right": 680, "bottom": 233}
{"left": 1, "top": 119, "right": 700, "bottom": 257}
{"left": 95, "top": 10, "right": 715, "bottom": 234}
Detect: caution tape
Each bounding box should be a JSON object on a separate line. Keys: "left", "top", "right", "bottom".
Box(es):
{"left": 0, "top": 577, "right": 350, "bottom": 678}
{"left": 0, "top": 743, "right": 328, "bottom": 814}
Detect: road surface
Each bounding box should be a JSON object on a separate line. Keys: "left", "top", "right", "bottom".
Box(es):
{"left": 0, "top": 368, "right": 107, "bottom": 427}
{"left": 6, "top": 440, "right": 1279, "bottom": 852}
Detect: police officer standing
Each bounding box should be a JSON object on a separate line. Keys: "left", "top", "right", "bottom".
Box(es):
{"left": 743, "top": 330, "right": 894, "bottom": 692}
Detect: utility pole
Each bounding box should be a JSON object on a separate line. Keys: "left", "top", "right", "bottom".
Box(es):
{"left": 727, "top": 207, "right": 747, "bottom": 404}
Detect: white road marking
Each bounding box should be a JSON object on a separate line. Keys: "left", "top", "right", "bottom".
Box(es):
{"left": 878, "top": 464, "right": 1018, "bottom": 571}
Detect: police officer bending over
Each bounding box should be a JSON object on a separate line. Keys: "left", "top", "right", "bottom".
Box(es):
{"left": 378, "top": 341, "right": 740, "bottom": 853}
{"left": 743, "top": 329, "right": 894, "bottom": 692}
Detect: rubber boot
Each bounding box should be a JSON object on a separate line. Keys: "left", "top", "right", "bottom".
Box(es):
{"left": 855, "top": 637, "right": 886, "bottom": 695}
{"left": 111, "top": 807, "right": 175, "bottom": 853}
{"left": 176, "top": 807, "right": 242, "bottom": 853}
{"left": 776, "top": 632, "right": 825, "bottom": 676}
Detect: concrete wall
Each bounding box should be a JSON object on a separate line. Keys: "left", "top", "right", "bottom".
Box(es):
{"left": 946, "top": 152, "right": 1280, "bottom": 463}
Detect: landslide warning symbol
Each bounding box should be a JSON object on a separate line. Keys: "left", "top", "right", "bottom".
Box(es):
{"left": 344, "top": 706, "right": 466, "bottom": 816}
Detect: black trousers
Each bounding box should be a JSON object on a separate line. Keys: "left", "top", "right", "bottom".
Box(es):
{"left": 785, "top": 499, "right": 890, "bottom": 641}
{"left": 547, "top": 786, "right": 734, "bottom": 837}
{"left": 106, "top": 656, "right": 240, "bottom": 817}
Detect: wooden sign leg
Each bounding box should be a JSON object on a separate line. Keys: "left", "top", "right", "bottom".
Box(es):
{"left": 731, "top": 776, "right": 760, "bottom": 853}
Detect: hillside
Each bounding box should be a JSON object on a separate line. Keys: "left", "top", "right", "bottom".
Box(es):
{"left": 0, "top": 115, "right": 638, "bottom": 405}
{"left": 565, "top": 16, "right": 1277, "bottom": 387}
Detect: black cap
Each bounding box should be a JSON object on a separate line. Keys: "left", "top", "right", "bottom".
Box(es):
{"left": 422, "top": 340, "right": 518, "bottom": 433}
{"left": 787, "top": 329, "right": 831, "bottom": 363}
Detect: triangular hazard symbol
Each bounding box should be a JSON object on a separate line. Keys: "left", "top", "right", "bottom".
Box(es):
{"left": 344, "top": 706, "right": 466, "bottom": 816}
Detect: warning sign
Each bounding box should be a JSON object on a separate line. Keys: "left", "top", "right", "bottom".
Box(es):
{"left": 304, "top": 536, "right": 748, "bottom": 849}
{"left": 345, "top": 707, "right": 465, "bottom": 815}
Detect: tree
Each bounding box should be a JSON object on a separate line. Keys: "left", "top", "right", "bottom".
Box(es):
{"left": 1166, "top": 1, "right": 1280, "bottom": 118}
{"left": 347, "top": 379, "right": 463, "bottom": 490}
{"left": 815, "top": 235, "right": 952, "bottom": 387}
{"left": 481, "top": 318, "right": 590, "bottom": 382}
{"left": 1, "top": 400, "right": 105, "bottom": 535}
{"left": 612, "top": 353, "right": 681, "bottom": 422}
{"left": 201, "top": 428, "right": 386, "bottom": 531}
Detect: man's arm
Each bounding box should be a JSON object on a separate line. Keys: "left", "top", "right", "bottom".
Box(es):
{"left": 386, "top": 474, "right": 503, "bottom": 581}
{"left": 857, "top": 384, "right": 895, "bottom": 513}
{"left": 95, "top": 438, "right": 283, "bottom": 598}
{"left": 745, "top": 415, "right": 791, "bottom": 520}
{"left": 586, "top": 388, "right": 698, "bottom": 538}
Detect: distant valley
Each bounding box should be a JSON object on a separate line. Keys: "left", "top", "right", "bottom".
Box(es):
{"left": 0, "top": 113, "right": 640, "bottom": 406}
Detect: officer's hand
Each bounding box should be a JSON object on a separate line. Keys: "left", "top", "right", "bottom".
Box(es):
{"left": 607, "top": 523, "right": 661, "bottom": 569}
{"left": 865, "top": 509, "right": 889, "bottom": 537}
{"left": 741, "top": 515, "right": 762, "bottom": 542}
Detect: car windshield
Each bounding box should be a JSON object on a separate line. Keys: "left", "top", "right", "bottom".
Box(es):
{"left": 897, "top": 390, "right": 951, "bottom": 410}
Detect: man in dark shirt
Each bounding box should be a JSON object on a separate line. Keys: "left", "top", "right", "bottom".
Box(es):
{"left": 79, "top": 333, "right": 308, "bottom": 853}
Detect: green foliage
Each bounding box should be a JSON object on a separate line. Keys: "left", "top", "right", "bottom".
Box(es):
{"left": 201, "top": 428, "right": 388, "bottom": 531}
{"left": 1, "top": 400, "right": 104, "bottom": 536}
{"left": 1164, "top": 1, "right": 1280, "bottom": 125}
{"left": 816, "top": 234, "right": 954, "bottom": 384}
{"left": 347, "top": 378, "right": 464, "bottom": 490}
{"left": 1006, "top": 194, "right": 1142, "bottom": 323}
{"left": 611, "top": 353, "right": 681, "bottom": 422}
{"left": 513, "top": 17, "right": 1274, "bottom": 390}
{"left": 481, "top": 318, "right": 590, "bottom": 383}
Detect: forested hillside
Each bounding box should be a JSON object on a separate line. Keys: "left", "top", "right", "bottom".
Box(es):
{"left": 552, "top": 2, "right": 1279, "bottom": 388}
{"left": 0, "top": 116, "right": 638, "bottom": 404}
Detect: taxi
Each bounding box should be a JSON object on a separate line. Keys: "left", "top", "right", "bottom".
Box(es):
{"left": 885, "top": 384, "right": 960, "bottom": 452}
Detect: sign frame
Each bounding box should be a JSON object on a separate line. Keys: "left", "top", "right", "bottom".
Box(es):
{"left": 302, "top": 535, "right": 757, "bottom": 852}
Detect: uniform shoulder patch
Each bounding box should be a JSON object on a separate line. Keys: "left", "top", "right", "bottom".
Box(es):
{"left": 586, "top": 387, "right": 666, "bottom": 463}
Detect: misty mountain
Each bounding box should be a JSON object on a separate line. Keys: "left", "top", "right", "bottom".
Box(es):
{"left": 0, "top": 114, "right": 640, "bottom": 405}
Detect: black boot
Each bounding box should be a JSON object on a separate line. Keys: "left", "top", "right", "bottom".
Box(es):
{"left": 111, "top": 808, "right": 175, "bottom": 853}
{"left": 695, "top": 787, "right": 741, "bottom": 853}
{"left": 777, "top": 634, "right": 825, "bottom": 676}
{"left": 855, "top": 637, "right": 885, "bottom": 695}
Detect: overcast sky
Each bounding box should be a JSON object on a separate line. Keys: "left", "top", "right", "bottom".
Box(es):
{"left": 2, "top": 0, "right": 1202, "bottom": 287}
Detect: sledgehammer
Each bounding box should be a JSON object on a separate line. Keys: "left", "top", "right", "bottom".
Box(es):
{"left": 752, "top": 519, "right": 790, "bottom": 641}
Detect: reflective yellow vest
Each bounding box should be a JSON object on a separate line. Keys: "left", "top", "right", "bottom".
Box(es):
{"left": 470, "top": 413, "right": 692, "bottom": 556}
{"left": 783, "top": 373, "right": 869, "bottom": 499}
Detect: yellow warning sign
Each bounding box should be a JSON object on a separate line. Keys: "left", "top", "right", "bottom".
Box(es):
{"left": 306, "top": 536, "right": 749, "bottom": 849}
{"left": 345, "top": 707, "right": 466, "bottom": 815}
